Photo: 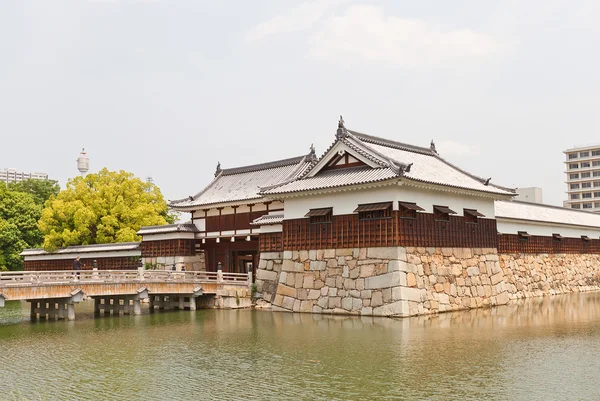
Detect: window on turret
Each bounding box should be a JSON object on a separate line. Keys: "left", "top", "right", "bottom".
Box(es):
{"left": 354, "top": 202, "right": 392, "bottom": 220}
{"left": 398, "top": 202, "right": 424, "bottom": 219}
{"left": 433, "top": 205, "right": 456, "bottom": 222}
{"left": 464, "top": 209, "right": 485, "bottom": 224}
{"left": 305, "top": 208, "right": 332, "bottom": 224}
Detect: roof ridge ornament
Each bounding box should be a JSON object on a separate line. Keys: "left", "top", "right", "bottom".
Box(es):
{"left": 215, "top": 161, "right": 221, "bottom": 177}
{"left": 484, "top": 178, "right": 491, "bottom": 186}
{"left": 308, "top": 143, "right": 317, "bottom": 162}
{"left": 336, "top": 115, "right": 347, "bottom": 139}
{"left": 430, "top": 140, "right": 437, "bottom": 154}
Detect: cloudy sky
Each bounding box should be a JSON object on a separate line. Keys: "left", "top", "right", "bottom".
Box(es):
{"left": 1, "top": 0, "right": 599, "bottom": 206}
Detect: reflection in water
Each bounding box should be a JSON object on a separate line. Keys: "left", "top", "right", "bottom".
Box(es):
{"left": 1, "top": 293, "right": 600, "bottom": 400}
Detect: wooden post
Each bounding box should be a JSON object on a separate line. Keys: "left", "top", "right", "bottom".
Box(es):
{"left": 189, "top": 296, "right": 197, "bottom": 311}
{"left": 67, "top": 303, "right": 75, "bottom": 321}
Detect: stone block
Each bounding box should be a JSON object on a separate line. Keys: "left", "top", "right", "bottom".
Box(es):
{"left": 286, "top": 273, "right": 295, "bottom": 286}
{"left": 496, "top": 291, "right": 509, "bottom": 305}
{"left": 256, "top": 269, "right": 278, "bottom": 282}
{"left": 367, "top": 247, "right": 401, "bottom": 260}
{"left": 308, "top": 289, "right": 320, "bottom": 300}
{"left": 388, "top": 260, "right": 409, "bottom": 272}
{"left": 337, "top": 248, "right": 354, "bottom": 256}
{"left": 260, "top": 252, "right": 281, "bottom": 260}
{"left": 299, "top": 250, "right": 309, "bottom": 262}
{"left": 371, "top": 291, "right": 383, "bottom": 307}
{"left": 282, "top": 260, "right": 296, "bottom": 272}
{"left": 407, "top": 273, "right": 417, "bottom": 287}
{"left": 278, "top": 272, "right": 287, "bottom": 284}
{"left": 317, "top": 297, "right": 328, "bottom": 309}
{"left": 350, "top": 268, "right": 359, "bottom": 279}
{"left": 325, "top": 277, "right": 336, "bottom": 287}
{"left": 283, "top": 251, "right": 293, "bottom": 259}
{"left": 360, "top": 307, "right": 373, "bottom": 315}
{"left": 303, "top": 275, "right": 314, "bottom": 289}
{"left": 349, "top": 290, "right": 360, "bottom": 298}
{"left": 293, "top": 299, "right": 301, "bottom": 312}
{"left": 383, "top": 288, "right": 392, "bottom": 303}
{"left": 490, "top": 272, "right": 503, "bottom": 285}
{"left": 372, "top": 300, "right": 409, "bottom": 317}
{"left": 467, "top": 267, "right": 480, "bottom": 277}
{"left": 352, "top": 298, "right": 363, "bottom": 311}
{"left": 343, "top": 265, "right": 349, "bottom": 278}
{"left": 342, "top": 297, "right": 353, "bottom": 311}
{"left": 310, "top": 260, "right": 327, "bottom": 271}
{"left": 329, "top": 297, "right": 341, "bottom": 309}
{"left": 328, "top": 288, "right": 338, "bottom": 297}
{"left": 295, "top": 273, "right": 304, "bottom": 288}
{"left": 365, "top": 271, "right": 402, "bottom": 289}
{"left": 313, "top": 305, "right": 323, "bottom": 314}
{"left": 273, "top": 294, "right": 283, "bottom": 307}
{"left": 356, "top": 278, "right": 365, "bottom": 291}
{"left": 277, "top": 284, "right": 297, "bottom": 298}
{"left": 314, "top": 279, "right": 325, "bottom": 289}
{"left": 402, "top": 287, "right": 422, "bottom": 302}
{"left": 324, "top": 249, "right": 336, "bottom": 259}
{"left": 344, "top": 278, "right": 355, "bottom": 290}
{"left": 360, "top": 264, "right": 376, "bottom": 277}
{"left": 309, "top": 250, "right": 317, "bottom": 260}
{"left": 281, "top": 296, "right": 295, "bottom": 310}
{"left": 300, "top": 301, "right": 313, "bottom": 313}
{"left": 327, "top": 259, "right": 338, "bottom": 268}
{"left": 376, "top": 263, "right": 388, "bottom": 275}
{"left": 361, "top": 290, "right": 372, "bottom": 299}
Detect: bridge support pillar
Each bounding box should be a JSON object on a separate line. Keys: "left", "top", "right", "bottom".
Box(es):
{"left": 67, "top": 303, "right": 75, "bottom": 321}
{"left": 189, "top": 296, "right": 197, "bottom": 311}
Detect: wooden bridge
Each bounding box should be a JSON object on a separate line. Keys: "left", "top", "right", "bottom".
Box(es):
{"left": 0, "top": 269, "right": 251, "bottom": 320}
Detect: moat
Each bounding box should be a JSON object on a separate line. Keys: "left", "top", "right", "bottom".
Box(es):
{"left": 2, "top": 293, "right": 600, "bottom": 400}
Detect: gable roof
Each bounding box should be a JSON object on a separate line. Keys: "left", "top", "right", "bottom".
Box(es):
{"left": 261, "top": 122, "right": 515, "bottom": 197}
{"left": 170, "top": 153, "right": 315, "bottom": 210}
{"left": 495, "top": 200, "right": 600, "bottom": 229}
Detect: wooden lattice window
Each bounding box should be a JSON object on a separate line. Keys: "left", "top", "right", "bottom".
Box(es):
{"left": 464, "top": 209, "right": 485, "bottom": 224}
{"left": 433, "top": 205, "right": 456, "bottom": 222}
{"left": 354, "top": 202, "right": 392, "bottom": 220}
{"left": 305, "top": 208, "right": 332, "bottom": 224}
{"left": 398, "top": 201, "right": 424, "bottom": 219}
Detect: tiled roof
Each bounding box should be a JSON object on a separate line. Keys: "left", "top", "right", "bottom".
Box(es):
{"left": 170, "top": 154, "right": 314, "bottom": 209}
{"left": 20, "top": 242, "right": 141, "bottom": 257}
{"left": 137, "top": 222, "right": 199, "bottom": 235}
{"left": 263, "top": 166, "right": 397, "bottom": 194}
{"left": 263, "top": 128, "right": 515, "bottom": 197}
{"left": 251, "top": 214, "right": 284, "bottom": 226}
{"left": 495, "top": 200, "right": 600, "bottom": 228}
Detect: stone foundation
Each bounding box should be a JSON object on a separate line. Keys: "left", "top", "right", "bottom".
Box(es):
{"left": 255, "top": 247, "right": 600, "bottom": 317}
{"left": 142, "top": 253, "right": 205, "bottom": 271}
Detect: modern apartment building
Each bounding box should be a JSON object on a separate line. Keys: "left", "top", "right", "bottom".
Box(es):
{"left": 0, "top": 168, "right": 48, "bottom": 184}
{"left": 564, "top": 145, "right": 600, "bottom": 212}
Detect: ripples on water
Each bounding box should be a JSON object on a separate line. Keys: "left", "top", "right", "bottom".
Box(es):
{"left": 2, "top": 293, "right": 600, "bottom": 400}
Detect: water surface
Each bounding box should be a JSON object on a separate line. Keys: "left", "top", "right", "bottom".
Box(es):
{"left": 2, "top": 293, "right": 600, "bottom": 400}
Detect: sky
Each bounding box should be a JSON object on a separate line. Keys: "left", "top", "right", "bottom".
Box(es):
{"left": 1, "top": 0, "right": 599, "bottom": 207}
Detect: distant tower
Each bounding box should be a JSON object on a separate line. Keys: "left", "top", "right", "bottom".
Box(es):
{"left": 77, "top": 148, "right": 89, "bottom": 176}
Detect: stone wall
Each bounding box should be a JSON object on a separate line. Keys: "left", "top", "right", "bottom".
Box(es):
{"left": 500, "top": 253, "right": 600, "bottom": 298}
{"left": 142, "top": 253, "right": 205, "bottom": 271}
{"left": 254, "top": 247, "right": 600, "bottom": 317}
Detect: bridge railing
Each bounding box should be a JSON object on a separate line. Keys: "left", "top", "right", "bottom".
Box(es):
{"left": 0, "top": 269, "right": 249, "bottom": 286}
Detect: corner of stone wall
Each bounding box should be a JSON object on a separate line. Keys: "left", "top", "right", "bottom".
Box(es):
{"left": 255, "top": 251, "right": 284, "bottom": 306}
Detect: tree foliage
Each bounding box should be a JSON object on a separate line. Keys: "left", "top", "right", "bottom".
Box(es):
{"left": 39, "top": 168, "right": 175, "bottom": 251}
{"left": 0, "top": 183, "right": 44, "bottom": 271}
{"left": 8, "top": 179, "right": 60, "bottom": 207}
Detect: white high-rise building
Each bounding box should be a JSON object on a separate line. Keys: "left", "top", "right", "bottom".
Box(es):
{"left": 564, "top": 145, "right": 600, "bottom": 212}
{"left": 0, "top": 168, "right": 48, "bottom": 184}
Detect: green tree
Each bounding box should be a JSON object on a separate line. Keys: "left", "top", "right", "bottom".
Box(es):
{"left": 39, "top": 168, "right": 175, "bottom": 251}
{"left": 8, "top": 179, "right": 60, "bottom": 207}
{"left": 0, "top": 184, "right": 43, "bottom": 271}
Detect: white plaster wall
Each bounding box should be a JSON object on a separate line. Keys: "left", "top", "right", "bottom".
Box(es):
{"left": 194, "top": 218, "right": 206, "bottom": 231}
{"left": 24, "top": 250, "right": 141, "bottom": 261}
{"left": 141, "top": 232, "right": 196, "bottom": 242}
{"left": 284, "top": 185, "right": 496, "bottom": 219}
{"left": 261, "top": 224, "right": 283, "bottom": 233}
{"left": 192, "top": 201, "right": 276, "bottom": 219}
{"left": 497, "top": 218, "right": 600, "bottom": 238}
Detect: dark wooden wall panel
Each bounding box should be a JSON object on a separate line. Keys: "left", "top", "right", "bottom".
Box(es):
{"left": 141, "top": 239, "right": 195, "bottom": 257}
{"left": 282, "top": 211, "right": 498, "bottom": 250}
{"left": 24, "top": 257, "right": 139, "bottom": 271}
{"left": 259, "top": 232, "right": 283, "bottom": 252}
{"left": 498, "top": 234, "right": 600, "bottom": 254}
